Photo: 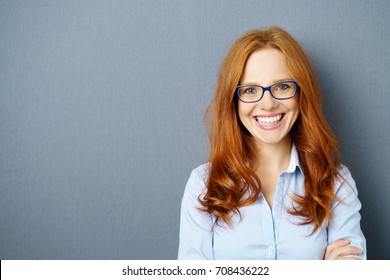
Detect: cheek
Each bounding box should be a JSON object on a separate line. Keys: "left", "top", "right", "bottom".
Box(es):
{"left": 237, "top": 103, "right": 252, "bottom": 124}
{"left": 237, "top": 102, "right": 252, "bottom": 117}
{"left": 237, "top": 103, "right": 244, "bottom": 121}
{"left": 287, "top": 99, "right": 299, "bottom": 117}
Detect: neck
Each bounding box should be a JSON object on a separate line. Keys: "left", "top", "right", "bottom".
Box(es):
{"left": 255, "top": 136, "right": 293, "bottom": 174}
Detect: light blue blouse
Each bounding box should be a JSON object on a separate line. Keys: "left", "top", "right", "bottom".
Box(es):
{"left": 178, "top": 145, "right": 367, "bottom": 260}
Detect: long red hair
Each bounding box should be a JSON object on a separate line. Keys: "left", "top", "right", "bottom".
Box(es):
{"left": 201, "top": 27, "right": 341, "bottom": 233}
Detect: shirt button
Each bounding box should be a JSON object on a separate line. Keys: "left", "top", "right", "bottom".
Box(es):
{"left": 267, "top": 245, "right": 273, "bottom": 254}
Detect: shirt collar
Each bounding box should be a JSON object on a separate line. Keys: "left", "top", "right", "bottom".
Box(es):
{"left": 284, "top": 143, "right": 303, "bottom": 174}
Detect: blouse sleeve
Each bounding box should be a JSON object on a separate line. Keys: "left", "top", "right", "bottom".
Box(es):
{"left": 327, "top": 166, "right": 367, "bottom": 259}
{"left": 177, "top": 165, "right": 214, "bottom": 259}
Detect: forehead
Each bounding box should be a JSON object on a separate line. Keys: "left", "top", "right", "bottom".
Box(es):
{"left": 240, "top": 48, "right": 291, "bottom": 85}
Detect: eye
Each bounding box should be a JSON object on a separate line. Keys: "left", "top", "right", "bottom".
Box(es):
{"left": 276, "top": 83, "right": 291, "bottom": 91}
{"left": 241, "top": 86, "right": 258, "bottom": 95}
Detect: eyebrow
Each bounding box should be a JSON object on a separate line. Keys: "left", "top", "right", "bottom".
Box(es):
{"left": 239, "top": 78, "right": 294, "bottom": 86}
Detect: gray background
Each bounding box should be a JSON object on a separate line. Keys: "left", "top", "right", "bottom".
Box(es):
{"left": 1, "top": 0, "right": 389, "bottom": 260}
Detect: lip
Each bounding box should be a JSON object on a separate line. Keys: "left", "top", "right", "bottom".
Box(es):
{"left": 253, "top": 113, "right": 285, "bottom": 130}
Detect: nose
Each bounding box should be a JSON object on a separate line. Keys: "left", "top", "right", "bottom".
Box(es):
{"left": 258, "top": 89, "right": 278, "bottom": 111}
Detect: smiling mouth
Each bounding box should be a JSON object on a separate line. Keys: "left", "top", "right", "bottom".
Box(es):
{"left": 255, "top": 114, "right": 284, "bottom": 126}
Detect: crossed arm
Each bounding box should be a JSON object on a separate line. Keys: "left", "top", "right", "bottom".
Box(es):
{"left": 324, "top": 239, "right": 363, "bottom": 260}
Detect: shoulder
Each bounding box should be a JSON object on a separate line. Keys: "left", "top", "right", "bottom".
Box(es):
{"left": 182, "top": 163, "right": 210, "bottom": 202}
{"left": 333, "top": 164, "right": 360, "bottom": 205}
{"left": 190, "top": 163, "right": 210, "bottom": 181}
{"left": 335, "top": 165, "right": 356, "bottom": 189}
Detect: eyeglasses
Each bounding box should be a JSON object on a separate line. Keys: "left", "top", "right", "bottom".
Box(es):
{"left": 235, "top": 80, "right": 299, "bottom": 103}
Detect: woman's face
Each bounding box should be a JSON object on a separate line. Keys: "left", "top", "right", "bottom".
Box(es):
{"left": 237, "top": 48, "right": 299, "bottom": 147}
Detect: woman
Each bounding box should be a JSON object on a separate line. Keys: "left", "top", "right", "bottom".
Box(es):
{"left": 178, "top": 27, "right": 366, "bottom": 260}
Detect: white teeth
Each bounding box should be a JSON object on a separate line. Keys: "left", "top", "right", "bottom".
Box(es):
{"left": 256, "top": 114, "right": 283, "bottom": 125}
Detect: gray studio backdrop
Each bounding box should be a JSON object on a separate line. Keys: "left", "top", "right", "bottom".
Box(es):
{"left": 1, "top": 0, "right": 389, "bottom": 260}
